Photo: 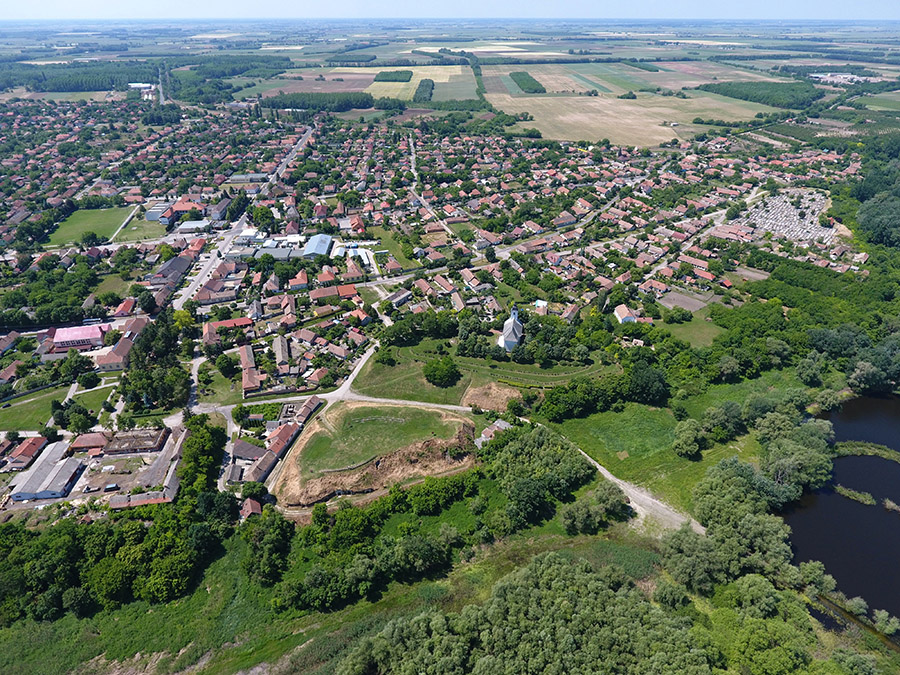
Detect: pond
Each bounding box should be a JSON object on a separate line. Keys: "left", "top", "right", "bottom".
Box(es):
{"left": 782, "top": 397, "right": 900, "bottom": 617}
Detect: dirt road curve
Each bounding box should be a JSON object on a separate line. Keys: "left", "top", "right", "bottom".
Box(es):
{"left": 574, "top": 448, "right": 704, "bottom": 534}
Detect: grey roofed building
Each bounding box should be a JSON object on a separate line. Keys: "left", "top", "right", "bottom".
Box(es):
{"left": 154, "top": 255, "right": 191, "bottom": 283}
{"left": 232, "top": 439, "right": 268, "bottom": 461}
{"left": 497, "top": 306, "right": 524, "bottom": 352}
{"left": 247, "top": 299, "right": 264, "bottom": 320}
{"left": 229, "top": 173, "right": 268, "bottom": 183}
{"left": 10, "top": 442, "right": 83, "bottom": 501}
{"left": 254, "top": 247, "right": 292, "bottom": 261}
{"left": 303, "top": 233, "right": 333, "bottom": 259}
{"left": 273, "top": 335, "right": 290, "bottom": 365}
{"left": 244, "top": 451, "right": 278, "bottom": 483}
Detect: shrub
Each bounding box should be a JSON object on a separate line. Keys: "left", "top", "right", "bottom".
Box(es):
{"left": 422, "top": 355, "right": 461, "bottom": 387}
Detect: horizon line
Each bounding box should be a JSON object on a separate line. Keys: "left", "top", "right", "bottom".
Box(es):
{"left": 3, "top": 17, "right": 900, "bottom": 23}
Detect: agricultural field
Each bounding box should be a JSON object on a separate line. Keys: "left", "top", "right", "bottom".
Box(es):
{"left": 488, "top": 88, "right": 775, "bottom": 145}
{"left": 482, "top": 60, "right": 782, "bottom": 98}
{"left": 866, "top": 91, "right": 900, "bottom": 111}
{"left": 47, "top": 207, "right": 132, "bottom": 247}
{"left": 476, "top": 60, "right": 782, "bottom": 143}
{"left": 299, "top": 402, "right": 468, "bottom": 474}
{"left": 245, "top": 65, "right": 477, "bottom": 102}
{"left": 0, "top": 87, "right": 117, "bottom": 102}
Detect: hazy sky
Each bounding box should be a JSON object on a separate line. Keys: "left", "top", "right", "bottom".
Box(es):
{"left": 2, "top": 0, "right": 900, "bottom": 21}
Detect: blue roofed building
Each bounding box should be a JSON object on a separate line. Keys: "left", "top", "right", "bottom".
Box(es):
{"left": 303, "top": 234, "right": 333, "bottom": 259}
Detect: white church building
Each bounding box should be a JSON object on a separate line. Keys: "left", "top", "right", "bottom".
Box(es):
{"left": 498, "top": 306, "right": 524, "bottom": 352}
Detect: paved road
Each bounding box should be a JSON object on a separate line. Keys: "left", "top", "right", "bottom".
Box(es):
{"left": 262, "top": 126, "right": 314, "bottom": 197}
{"left": 172, "top": 223, "right": 242, "bottom": 311}
{"left": 172, "top": 126, "right": 315, "bottom": 311}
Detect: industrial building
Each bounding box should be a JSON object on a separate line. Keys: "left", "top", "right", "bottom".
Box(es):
{"left": 10, "top": 442, "right": 84, "bottom": 501}
{"left": 303, "top": 233, "right": 333, "bottom": 259}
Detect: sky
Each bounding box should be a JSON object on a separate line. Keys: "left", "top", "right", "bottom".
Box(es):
{"left": 2, "top": 0, "right": 900, "bottom": 21}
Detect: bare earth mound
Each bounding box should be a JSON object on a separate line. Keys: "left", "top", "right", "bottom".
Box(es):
{"left": 280, "top": 423, "right": 475, "bottom": 507}
{"left": 462, "top": 382, "right": 520, "bottom": 411}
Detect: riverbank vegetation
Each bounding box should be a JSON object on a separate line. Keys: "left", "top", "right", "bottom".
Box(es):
{"left": 835, "top": 484, "right": 877, "bottom": 505}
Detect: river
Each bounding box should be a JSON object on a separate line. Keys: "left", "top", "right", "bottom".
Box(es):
{"left": 782, "top": 397, "right": 900, "bottom": 617}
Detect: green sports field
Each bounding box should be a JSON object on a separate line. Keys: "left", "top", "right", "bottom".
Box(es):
{"left": 48, "top": 207, "right": 132, "bottom": 247}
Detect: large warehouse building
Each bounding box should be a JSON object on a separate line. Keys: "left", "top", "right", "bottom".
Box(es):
{"left": 10, "top": 442, "right": 84, "bottom": 502}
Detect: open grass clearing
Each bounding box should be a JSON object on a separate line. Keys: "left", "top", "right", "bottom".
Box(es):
{"left": 679, "top": 367, "right": 806, "bottom": 420}
{"left": 353, "top": 354, "right": 473, "bottom": 406}
{"left": 663, "top": 305, "right": 724, "bottom": 347}
{"left": 552, "top": 402, "right": 762, "bottom": 512}
{"left": 112, "top": 218, "right": 166, "bottom": 242}
{"left": 300, "top": 402, "right": 467, "bottom": 474}
{"left": 47, "top": 207, "right": 132, "bottom": 247}
{"left": 0, "top": 385, "right": 70, "bottom": 431}
{"left": 402, "top": 338, "right": 614, "bottom": 387}
{"left": 72, "top": 385, "right": 114, "bottom": 415}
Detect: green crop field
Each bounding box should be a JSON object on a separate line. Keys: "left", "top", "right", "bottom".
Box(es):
{"left": 48, "top": 207, "right": 132, "bottom": 247}
{"left": 866, "top": 91, "right": 900, "bottom": 111}
{"left": 300, "top": 402, "right": 467, "bottom": 473}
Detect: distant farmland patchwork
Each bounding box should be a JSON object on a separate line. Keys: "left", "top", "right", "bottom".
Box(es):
{"left": 238, "top": 65, "right": 477, "bottom": 101}
{"left": 233, "top": 59, "right": 786, "bottom": 144}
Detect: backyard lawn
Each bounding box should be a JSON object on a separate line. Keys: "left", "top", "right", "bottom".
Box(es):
{"left": 48, "top": 207, "right": 132, "bottom": 247}
{"left": 367, "top": 226, "right": 419, "bottom": 269}
{"left": 198, "top": 369, "right": 244, "bottom": 406}
{"left": 300, "top": 402, "right": 466, "bottom": 473}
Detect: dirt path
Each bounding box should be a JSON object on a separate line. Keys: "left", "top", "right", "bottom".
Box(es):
{"left": 574, "top": 447, "right": 704, "bottom": 534}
